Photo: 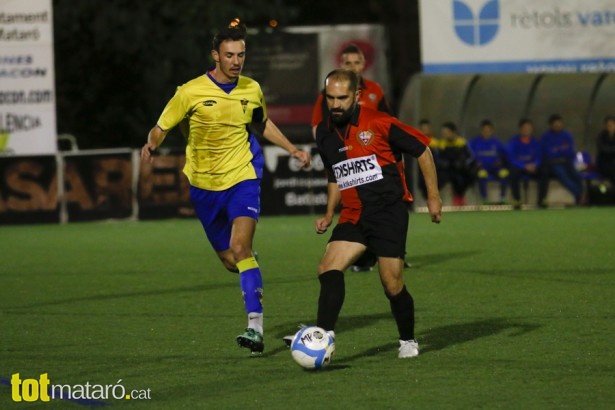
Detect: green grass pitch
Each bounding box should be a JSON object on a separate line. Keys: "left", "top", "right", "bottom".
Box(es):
{"left": 1, "top": 208, "right": 614, "bottom": 409}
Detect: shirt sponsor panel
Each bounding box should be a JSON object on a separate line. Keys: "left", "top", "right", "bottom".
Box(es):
{"left": 333, "top": 154, "right": 383, "bottom": 190}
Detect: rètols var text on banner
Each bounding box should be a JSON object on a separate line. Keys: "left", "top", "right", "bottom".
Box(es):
{"left": 419, "top": 0, "right": 615, "bottom": 74}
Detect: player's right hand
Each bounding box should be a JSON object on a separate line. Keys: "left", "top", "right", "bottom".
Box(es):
{"left": 292, "top": 149, "right": 311, "bottom": 169}
{"left": 314, "top": 216, "right": 332, "bottom": 234}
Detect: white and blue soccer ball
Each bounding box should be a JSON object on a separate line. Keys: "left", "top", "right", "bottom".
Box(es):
{"left": 290, "top": 326, "right": 335, "bottom": 369}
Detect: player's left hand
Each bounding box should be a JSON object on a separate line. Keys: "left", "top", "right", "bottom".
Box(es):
{"left": 427, "top": 195, "right": 442, "bottom": 224}
{"left": 141, "top": 142, "right": 157, "bottom": 163}
{"left": 291, "top": 150, "right": 311, "bottom": 169}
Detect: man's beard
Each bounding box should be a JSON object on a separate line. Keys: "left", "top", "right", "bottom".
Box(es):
{"left": 330, "top": 105, "right": 356, "bottom": 125}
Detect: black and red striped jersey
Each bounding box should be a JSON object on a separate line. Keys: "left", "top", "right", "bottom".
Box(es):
{"left": 315, "top": 106, "right": 430, "bottom": 224}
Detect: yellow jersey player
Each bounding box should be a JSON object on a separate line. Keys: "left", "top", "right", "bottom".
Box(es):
{"left": 141, "top": 20, "right": 310, "bottom": 354}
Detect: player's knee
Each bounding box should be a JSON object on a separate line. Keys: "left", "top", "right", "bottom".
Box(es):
{"left": 229, "top": 241, "right": 252, "bottom": 261}
{"left": 380, "top": 272, "right": 404, "bottom": 295}
{"left": 383, "top": 281, "right": 404, "bottom": 296}
{"left": 218, "top": 254, "right": 238, "bottom": 273}
{"left": 317, "top": 259, "right": 329, "bottom": 275}
{"left": 317, "top": 255, "right": 348, "bottom": 275}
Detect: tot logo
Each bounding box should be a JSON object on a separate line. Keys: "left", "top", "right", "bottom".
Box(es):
{"left": 11, "top": 373, "right": 51, "bottom": 402}
{"left": 9, "top": 372, "right": 151, "bottom": 403}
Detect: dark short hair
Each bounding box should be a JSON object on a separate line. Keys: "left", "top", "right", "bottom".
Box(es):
{"left": 604, "top": 115, "right": 615, "bottom": 123}
{"left": 212, "top": 19, "right": 247, "bottom": 51}
{"left": 548, "top": 114, "right": 562, "bottom": 124}
{"left": 341, "top": 43, "right": 364, "bottom": 57}
{"left": 325, "top": 69, "right": 359, "bottom": 93}
{"left": 518, "top": 118, "right": 532, "bottom": 127}
{"left": 442, "top": 121, "right": 457, "bottom": 132}
{"left": 419, "top": 118, "right": 431, "bottom": 126}
{"left": 480, "top": 119, "right": 494, "bottom": 128}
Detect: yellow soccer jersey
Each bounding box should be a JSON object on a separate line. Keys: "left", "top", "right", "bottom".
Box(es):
{"left": 157, "top": 73, "right": 267, "bottom": 191}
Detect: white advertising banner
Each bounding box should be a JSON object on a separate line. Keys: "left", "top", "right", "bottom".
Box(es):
{"left": 420, "top": 0, "right": 615, "bottom": 73}
{"left": 0, "top": 0, "right": 56, "bottom": 155}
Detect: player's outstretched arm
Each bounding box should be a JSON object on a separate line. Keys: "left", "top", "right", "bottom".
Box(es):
{"left": 262, "top": 120, "right": 311, "bottom": 168}
{"left": 417, "top": 147, "right": 442, "bottom": 224}
{"left": 141, "top": 126, "right": 168, "bottom": 163}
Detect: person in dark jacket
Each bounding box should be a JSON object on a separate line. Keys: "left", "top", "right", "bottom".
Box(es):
{"left": 537, "top": 114, "right": 583, "bottom": 206}
{"left": 596, "top": 115, "right": 615, "bottom": 185}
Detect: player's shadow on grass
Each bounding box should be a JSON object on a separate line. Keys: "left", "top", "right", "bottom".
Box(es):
{"left": 4, "top": 282, "right": 237, "bottom": 310}
{"left": 335, "top": 317, "right": 541, "bottom": 363}
{"left": 336, "top": 342, "right": 400, "bottom": 365}
{"left": 407, "top": 250, "right": 482, "bottom": 268}
{"left": 267, "top": 312, "right": 393, "bottom": 358}
{"left": 418, "top": 318, "right": 541, "bottom": 354}
{"left": 6, "top": 274, "right": 313, "bottom": 310}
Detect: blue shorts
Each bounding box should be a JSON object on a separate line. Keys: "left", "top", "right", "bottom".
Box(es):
{"left": 190, "top": 179, "right": 261, "bottom": 252}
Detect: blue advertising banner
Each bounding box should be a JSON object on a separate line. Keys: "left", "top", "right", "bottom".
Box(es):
{"left": 420, "top": 0, "right": 615, "bottom": 74}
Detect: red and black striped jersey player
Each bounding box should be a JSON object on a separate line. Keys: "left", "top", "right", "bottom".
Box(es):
{"left": 313, "top": 69, "right": 442, "bottom": 359}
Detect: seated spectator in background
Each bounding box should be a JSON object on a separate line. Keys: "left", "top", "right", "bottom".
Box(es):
{"left": 419, "top": 118, "right": 438, "bottom": 148}
{"left": 438, "top": 122, "right": 477, "bottom": 206}
{"left": 596, "top": 115, "right": 615, "bottom": 185}
{"left": 538, "top": 114, "right": 584, "bottom": 206}
{"left": 507, "top": 118, "right": 542, "bottom": 209}
{"left": 417, "top": 118, "right": 440, "bottom": 199}
{"left": 469, "top": 119, "right": 509, "bottom": 204}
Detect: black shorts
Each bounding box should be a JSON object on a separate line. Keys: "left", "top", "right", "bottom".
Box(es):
{"left": 329, "top": 201, "right": 409, "bottom": 258}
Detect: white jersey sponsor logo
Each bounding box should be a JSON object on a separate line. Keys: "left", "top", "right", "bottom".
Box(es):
{"left": 333, "top": 154, "right": 383, "bottom": 191}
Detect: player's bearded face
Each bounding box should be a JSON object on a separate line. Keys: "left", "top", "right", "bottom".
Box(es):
{"left": 330, "top": 103, "right": 356, "bottom": 125}
{"left": 325, "top": 80, "right": 358, "bottom": 125}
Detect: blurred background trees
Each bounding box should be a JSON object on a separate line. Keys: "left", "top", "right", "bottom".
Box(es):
{"left": 53, "top": 0, "right": 419, "bottom": 148}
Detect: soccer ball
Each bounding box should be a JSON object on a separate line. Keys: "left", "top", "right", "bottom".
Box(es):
{"left": 290, "top": 326, "right": 335, "bottom": 369}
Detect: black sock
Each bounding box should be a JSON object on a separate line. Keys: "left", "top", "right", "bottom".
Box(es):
{"left": 316, "top": 270, "right": 345, "bottom": 332}
{"left": 386, "top": 285, "right": 415, "bottom": 341}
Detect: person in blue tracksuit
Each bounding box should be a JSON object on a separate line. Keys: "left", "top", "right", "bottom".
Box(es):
{"left": 507, "top": 118, "right": 542, "bottom": 209}
{"left": 469, "top": 119, "right": 509, "bottom": 204}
